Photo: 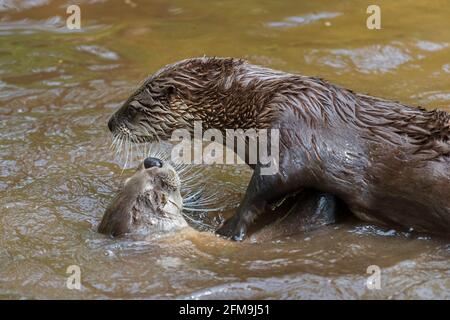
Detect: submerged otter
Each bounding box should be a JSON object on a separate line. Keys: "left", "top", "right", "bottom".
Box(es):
{"left": 98, "top": 157, "right": 186, "bottom": 237}
{"left": 107, "top": 57, "right": 450, "bottom": 240}
{"left": 99, "top": 157, "right": 338, "bottom": 240}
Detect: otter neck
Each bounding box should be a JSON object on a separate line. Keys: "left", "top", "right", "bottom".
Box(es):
{"left": 174, "top": 85, "right": 277, "bottom": 134}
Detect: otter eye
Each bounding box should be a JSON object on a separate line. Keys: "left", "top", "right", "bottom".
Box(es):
{"left": 126, "top": 101, "right": 141, "bottom": 119}
{"left": 129, "top": 106, "right": 137, "bottom": 115}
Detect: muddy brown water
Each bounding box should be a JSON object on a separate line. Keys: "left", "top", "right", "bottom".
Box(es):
{"left": 0, "top": 0, "right": 449, "bottom": 299}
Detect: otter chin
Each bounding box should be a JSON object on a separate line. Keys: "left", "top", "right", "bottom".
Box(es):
{"left": 98, "top": 157, "right": 186, "bottom": 238}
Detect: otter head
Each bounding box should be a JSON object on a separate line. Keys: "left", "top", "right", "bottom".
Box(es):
{"left": 98, "top": 157, "right": 186, "bottom": 238}
{"left": 108, "top": 57, "right": 263, "bottom": 145}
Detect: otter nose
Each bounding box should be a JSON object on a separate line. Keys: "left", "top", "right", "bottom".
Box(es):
{"left": 144, "top": 157, "right": 163, "bottom": 169}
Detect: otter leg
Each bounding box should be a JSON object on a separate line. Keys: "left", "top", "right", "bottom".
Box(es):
{"left": 216, "top": 170, "right": 276, "bottom": 240}
{"left": 216, "top": 165, "right": 310, "bottom": 240}
{"left": 217, "top": 184, "right": 339, "bottom": 240}
{"left": 217, "top": 188, "right": 339, "bottom": 241}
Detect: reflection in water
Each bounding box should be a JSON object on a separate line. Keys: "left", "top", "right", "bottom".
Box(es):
{"left": 415, "top": 40, "right": 448, "bottom": 52}
{"left": 330, "top": 45, "right": 412, "bottom": 73}
{"left": 76, "top": 45, "right": 120, "bottom": 61}
{"left": 0, "top": 0, "right": 449, "bottom": 299}
{"left": 267, "top": 12, "right": 341, "bottom": 28}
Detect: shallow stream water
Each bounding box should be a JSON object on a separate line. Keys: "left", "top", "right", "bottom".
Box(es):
{"left": 0, "top": 0, "right": 449, "bottom": 299}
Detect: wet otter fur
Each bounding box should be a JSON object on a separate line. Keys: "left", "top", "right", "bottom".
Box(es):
{"left": 107, "top": 57, "right": 450, "bottom": 240}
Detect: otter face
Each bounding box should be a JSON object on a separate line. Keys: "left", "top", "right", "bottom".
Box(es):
{"left": 107, "top": 82, "right": 181, "bottom": 143}
{"left": 98, "top": 157, "right": 186, "bottom": 238}
{"left": 107, "top": 57, "right": 246, "bottom": 145}
{"left": 107, "top": 59, "right": 198, "bottom": 144}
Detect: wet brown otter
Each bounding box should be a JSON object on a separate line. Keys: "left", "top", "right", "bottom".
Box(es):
{"left": 99, "top": 157, "right": 337, "bottom": 241}
{"left": 98, "top": 157, "right": 186, "bottom": 237}
{"left": 107, "top": 57, "right": 450, "bottom": 240}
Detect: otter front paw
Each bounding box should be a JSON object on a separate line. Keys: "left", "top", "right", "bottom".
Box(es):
{"left": 216, "top": 216, "right": 247, "bottom": 241}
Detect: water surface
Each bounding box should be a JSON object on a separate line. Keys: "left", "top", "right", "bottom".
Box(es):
{"left": 0, "top": 0, "right": 449, "bottom": 299}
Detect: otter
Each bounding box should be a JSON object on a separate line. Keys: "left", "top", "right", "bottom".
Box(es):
{"left": 99, "top": 157, "right": 338, "bottom": 240}
{"left": 107, "top": 57, "right": 450, "bottom": 240}
{"left": 98, "top": 157, "right": 186, "bottom": 237}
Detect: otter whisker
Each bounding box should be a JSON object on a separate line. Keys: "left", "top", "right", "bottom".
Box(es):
{"left": 183, "top": 207, "right": 225, "bottom": 212}
{"left": 178, "top": 164, "right": 204, "bottom": 175}
{"left": 118, "top": 135, "right": 123, "bottom": 159}
{"left": 191, "top": 192, "right": 221, "bottom": 203}
{"left": 131, "top": 139, "right": 135, "bottom": 166}
{"left": 185, "top": 197, "right": 224, "bottom": 207}
{"left": 135, "top": 139, "right": 143, "bottom": 159}
{"left": 118, "top": 136, "right": 125, "bottom": 160}
{"left": 183, "top": 201, "right": 221, "bottom": 207}
{"left": 182, "top": 189, "right": 203, "bottom": 202}
{"left": 180, "top": 212, "right": 214, "bottom": 230}
{"left": 174, "top": 161, "right": 193, "bottom": 172}
{"left": 180, "top": 175, "right": 204, "bottom": 185}
{"left": 122, "top": 135, "right": 131, "bottom": 174}
{"left": 110, "top": 135, "right": 118, "bottom": 154}
{"left": 143, "top": 141, "right": 149, "bottom": 159}
{"left": 112, "top": 135, "right": 120, "bottom": 157}
{"left": 109, "top": 134, "right": 117, "bottom": 151}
